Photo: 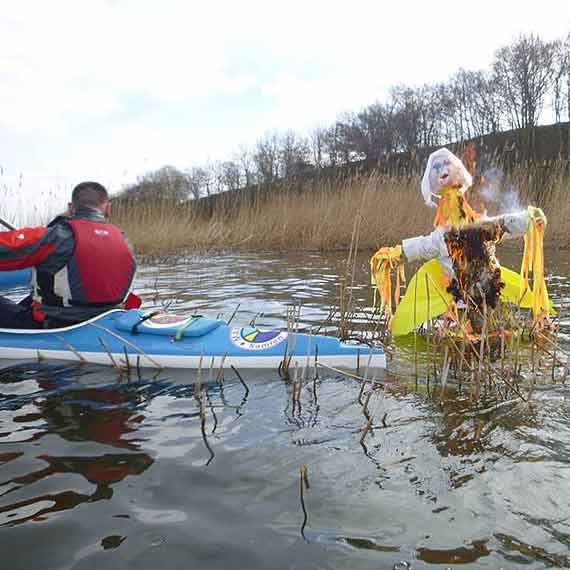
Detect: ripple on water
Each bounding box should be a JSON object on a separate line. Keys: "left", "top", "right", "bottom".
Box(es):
{"left": 1, "top": 250, "right": 570, "bottom": 569}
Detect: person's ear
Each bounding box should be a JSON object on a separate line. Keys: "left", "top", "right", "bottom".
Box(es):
{"left": 103, "top": 201, "right": 112, "bottom": 218}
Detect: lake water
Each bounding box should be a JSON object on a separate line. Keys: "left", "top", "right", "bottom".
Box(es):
{"left": 2, "top": 249, "right": 570, "bottom": 569}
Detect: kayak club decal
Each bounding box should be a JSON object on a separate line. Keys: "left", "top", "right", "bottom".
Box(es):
{"left": 230, "top": 326, "right": 287, "bottom": 351}
{"left": 147, "top": 313, "right": 191, "bottom": 327}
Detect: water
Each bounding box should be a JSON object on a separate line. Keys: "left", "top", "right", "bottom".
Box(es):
{"left": 2, "top": 250, "right": 570, "bottom": 569}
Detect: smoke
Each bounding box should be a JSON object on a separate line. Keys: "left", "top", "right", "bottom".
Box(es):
{"left": 478, "top": 167, "right": 524, "bottom": 215}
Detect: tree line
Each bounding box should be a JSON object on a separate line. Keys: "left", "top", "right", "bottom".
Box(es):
{"left": 122, "top": 32, "right": 570, "bottom": 201}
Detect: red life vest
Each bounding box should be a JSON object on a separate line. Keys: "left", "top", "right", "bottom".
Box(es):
{"left": 34, "top": 219, "right": 136, "bottom": 310}
{"left": 66, "top": 219, "right": 135, "bottom": 305}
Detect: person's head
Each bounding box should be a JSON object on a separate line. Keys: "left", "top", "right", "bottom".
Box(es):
{"left": 69, "top": 181, "right": 111, "bottom": 218}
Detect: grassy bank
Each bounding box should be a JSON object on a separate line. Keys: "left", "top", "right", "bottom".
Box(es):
{"left": 113, "top": 164, "right": 570, "bottom": 257}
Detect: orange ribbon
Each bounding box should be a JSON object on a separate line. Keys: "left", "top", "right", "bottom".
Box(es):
{"left": 433, "top": 187, "right": 478, "bottom": 228}
{"left": 370, "top": 246, "right": 405, "bottom": 324}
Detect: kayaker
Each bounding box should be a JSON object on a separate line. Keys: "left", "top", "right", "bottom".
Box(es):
{"left": 0, "top": 181, "right": 137, "bottom": 328}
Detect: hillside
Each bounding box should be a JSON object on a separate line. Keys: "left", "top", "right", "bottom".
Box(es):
{"left": 192, "top": 122, "right": 570, "bottom": 218}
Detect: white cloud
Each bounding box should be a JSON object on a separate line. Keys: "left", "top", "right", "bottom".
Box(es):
{"left": 0, "top": 0, "right": 259, "bottom": 132}
{"left": 0, "top": 0, "right": 569, "bottom": 192}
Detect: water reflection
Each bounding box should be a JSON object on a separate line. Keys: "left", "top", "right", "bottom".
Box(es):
{"left": 0, "top": 363, "right": 154, "bottom": 527}
{"left": 0, "top": 251, "right": 570, "bottom": 569}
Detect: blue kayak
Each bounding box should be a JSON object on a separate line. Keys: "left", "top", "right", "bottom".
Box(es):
{"left": 0, "top": 268, "right": 31, "bottom": 290}
{"left": 0, "top": 309, "right": 386, "bottom": 370}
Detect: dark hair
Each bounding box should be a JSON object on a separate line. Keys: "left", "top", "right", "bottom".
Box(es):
{"left": 71, "top": 181, "right": 109, "bottom": 208}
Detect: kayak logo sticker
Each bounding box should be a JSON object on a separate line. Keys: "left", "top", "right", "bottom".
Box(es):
{"left": 230, "top": 326, "right": 287, "bottom": 351}
{"left": 148, "top": 313, "right": 190, "bottom": 327}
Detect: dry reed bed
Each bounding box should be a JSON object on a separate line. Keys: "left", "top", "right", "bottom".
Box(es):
{"left": 114, "top": 173, "right": 428, "bottom": 256}
{"left": 114, "top": 166, "right": 570, "bottom": 257}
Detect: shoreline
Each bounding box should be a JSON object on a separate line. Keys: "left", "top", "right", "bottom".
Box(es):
{"left": 135, "top": 241, "right": 570, "bottom": 264}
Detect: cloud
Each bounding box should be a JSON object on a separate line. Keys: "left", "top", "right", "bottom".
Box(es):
{"left": 0, "top": 0, "right": 258, "bottom": 132}
{"left": 1, "top": 0, "right": 569, "bottom": 188}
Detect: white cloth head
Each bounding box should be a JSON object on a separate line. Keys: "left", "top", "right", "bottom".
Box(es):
{"left": 421, "top": 148, "right": 473, "bottom": 207}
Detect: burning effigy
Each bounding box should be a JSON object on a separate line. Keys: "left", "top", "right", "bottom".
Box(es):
{"left": 371, "top": 148, "right": 552, "bottom": 340}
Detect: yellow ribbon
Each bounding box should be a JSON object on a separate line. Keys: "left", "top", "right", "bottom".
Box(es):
{"left": 370, "top": 245, "right": 405, "bottom": 323}
{"left": 433, "top": 186, "right": 478, "bottom": 228}
{"left": 521, "top": 208, "right": 549, "bottom": 323}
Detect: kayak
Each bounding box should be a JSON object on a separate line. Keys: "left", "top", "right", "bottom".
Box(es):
{"left": 0, "top": 268, "right": 31, "bottom": 290}
{"left": 0, "top": 309, "right": 386, "bottom": 370}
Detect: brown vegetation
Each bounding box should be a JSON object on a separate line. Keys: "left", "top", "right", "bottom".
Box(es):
{"left": 113, "top": 159, "right": 570, "bottom": 257}
{"left": 114, "top": 171, "right": 427, "bottom": 256}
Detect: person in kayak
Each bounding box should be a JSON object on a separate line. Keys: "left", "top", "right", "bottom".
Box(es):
{"left": 0, "top": 181, "right": 137, "bottom": 328}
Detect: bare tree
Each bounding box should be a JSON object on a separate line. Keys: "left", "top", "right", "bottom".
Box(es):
{"left": 417, "top": 84, "right": 444, "bottom": 147}
{"left": 234, "top": 145, "right": 255, "bottom": 187}
{"left": 443, "top": 69, "right": 506, "bottom": 140}
{"left": 127, "top": 166, "right": 189, "bottom": 201}
{"left": 330, "top": 112, "right": 368, "bottom": 163}
{"left": 446, "top": 70, "right": 477, "bottom": 140}
{"left": 253, "top": 132, "right": 280, "bottom": 183}
{"left": 322, "top": 120, "right": 355, "bottom": 165}
{"left": 389, "top": 86, "right": 423, "bottom": 152}
{"left": 552, "top": 37, "right": 570, "bottom": 123}
{"left": 321, "top": 123, "right": 341, "bottom": 166}
{"left": 436, "top": 79, "right": 462, "bottom": 143}
{"left": 219, "top": 160, "right": 242, "bottom": 191}
{"left": 186, "top": 166, "right": 210, "bottom": 199}
{"left": 278, "top": 131, "right": 311, "bottom": 177}
{"left": 349, "top": 102, "right": 398, "bottom": 160}
{"left": 206, "top": 161, "right": 225, "bottom": 195}
{"left": 566, "top": 32, "right": 570, "bottom": 124}
{"left": 469, "top": 72, "right": 506, "bottom": 135}
{"left": 309, "top": 125, "right": 327, "bottom": 168}
{"left": 493, "top": 34, "right": 557, "bottom": 129}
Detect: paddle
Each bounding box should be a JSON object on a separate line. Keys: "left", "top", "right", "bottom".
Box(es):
{"left": 0, "top": 216, "right": 15, "bottom": 231}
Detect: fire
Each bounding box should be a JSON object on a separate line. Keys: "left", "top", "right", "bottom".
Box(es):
{"left": 443, "top": 223, "right": 505, "bottom": 331}
{"left": 462, "top": 143, "right": 477, "bottom": 177}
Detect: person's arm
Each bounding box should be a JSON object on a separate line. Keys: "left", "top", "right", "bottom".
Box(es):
{"left": 0, "top": 226, "right": 57, "bottom": 270}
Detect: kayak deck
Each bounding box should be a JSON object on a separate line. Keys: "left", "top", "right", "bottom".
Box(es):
{"left": 0, "top": 309, "right": 386, "bottom": 370}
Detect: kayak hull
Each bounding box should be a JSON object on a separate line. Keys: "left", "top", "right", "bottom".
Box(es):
{"left": 0, "top": 348, "right": 384, "bottom": 370}
{"left": 0, "top": 310, "right": 386, "bottom": 370}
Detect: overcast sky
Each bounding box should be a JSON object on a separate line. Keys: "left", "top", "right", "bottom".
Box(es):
{"left": 1, "top": 0, "right": 569, "bottom": 209}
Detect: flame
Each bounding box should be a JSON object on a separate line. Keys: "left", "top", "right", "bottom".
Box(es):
{"left": 433, "top": 187, "right": 479, "bottom": 228}
{"left": 462, "top": 143, "right": 477, "bottom": 177}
